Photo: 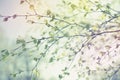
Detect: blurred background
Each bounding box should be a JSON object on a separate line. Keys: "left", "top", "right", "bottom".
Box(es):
{"left": 0, "top": 0, "right": 120, "bottom": 80}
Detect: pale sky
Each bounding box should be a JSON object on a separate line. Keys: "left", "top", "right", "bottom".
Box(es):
{"left": 0, "top": 0, "right": 32, "bottom": 40}
{"left": 0, "top": 0, "right": 60, "bottom": 40}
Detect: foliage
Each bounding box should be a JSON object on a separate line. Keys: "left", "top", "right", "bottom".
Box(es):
{"left": 0, "top": 0, "right": 120, "bottom": 80}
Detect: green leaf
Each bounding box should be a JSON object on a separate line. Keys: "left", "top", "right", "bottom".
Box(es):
{"left": 1, "top": 49, "right": 6, "bottom": 53}
{"left": 84, "top": 12, "right": 88, "bottom": 17}
{"left": 49, "top": 57, "right": 54, "bottom": 63}
{"left": 50, "top": 14, "right": 55, "bottom": 22}
{"left": 16, "top": 38, "right": 25, "bottom": 44}
{"left": 33, "top": 39, "right": 37, "bottom": 44}
{"left": 1, "top": 50, "right": 9, "bottom": 60}
{"left": 48, "top": 38, "right": 55, "bottom": 43}
{"left": 41, "top": 53, "right": 45, "bottom": 57}
{"left": 62, "top": 0, "right": 66, "bottom": 4}
{"left": 22, "top": 47, "right": 27, "bottom": 51}
{"left": 36, "top": 40, "right": 41, "bottom": 46}
{"left": 34, "top": 57, "right": 38, "bottom": 61}
{"left": 81, "top": 22, "right": 90, "bottom": 30}
{"left": 96, "top": 4, "right": 102, "bottom": 10}
{"left": 103, "top": 10, "right": 111, "bottom": 14}
{"left": 83, "top": 6, "right": 89, "bottom": 11}
{"left": 47, "top": 10, "right": 51, "bottom": 15}
{"left": 64, "top": 33, "right": 69, "bottom": 37}
{"left": 64, "top": 72, "right": 70, "bottom": 75}
{"left": 13, "top": 74, "right": 16, "bottom": 77}
{"left": 29, "top": 4, "right": 34, "bottom": 10}
{"left": 5, "top": 50, "right": 9, "bottom": 55}
{"left": 45, "top": 19, "right": 48, "bottom": 25}
{"left": 31, "top": 36, "right": 37, "bottom": 44}
{"left": 49, "top": 32, "right": 54, "bottom": 37}
{"left": 58, "top": 74, "right": 63, "bottom": 79}
{"left": 106, "top": 3, "right": 110, "bottom": 9}
{"left": 71, "top": 4, "right": 77, "bottom": 10}
{"left": 22, "top": 43, "right": 26, "bottom": 47}
{"left": 45, "top": 45, "right": 48, "bottom": 49}
{"left": 62, "top": 67, "right": 68, "bottom": 71}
